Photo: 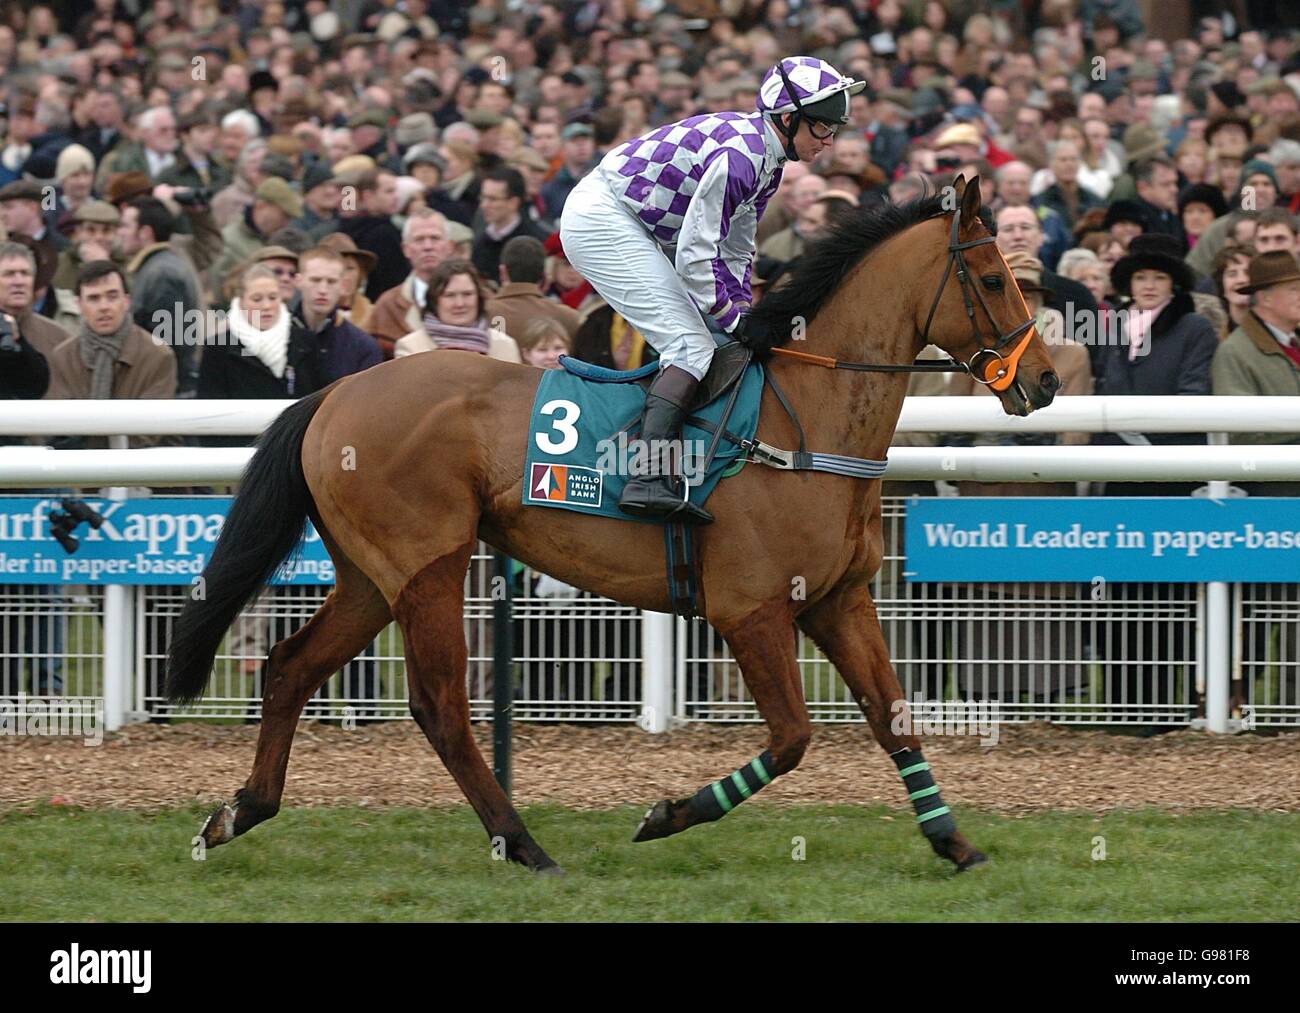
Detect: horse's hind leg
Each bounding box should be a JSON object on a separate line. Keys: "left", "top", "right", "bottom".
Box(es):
{"left": 797, "top": 582, "right": 987, "bottom": 871}
{"left": 634, "top": 601, "right": 811, "bottom": 842}
{"left": 395, "top": 542, "right": 560, "bottom": 873}
{"left": 200, "top": 554, "right": 392, "bottom": 848}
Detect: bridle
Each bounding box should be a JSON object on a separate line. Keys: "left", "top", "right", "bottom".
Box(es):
{"left": 769, "top": 204, "right": 1038, "bottom": 392}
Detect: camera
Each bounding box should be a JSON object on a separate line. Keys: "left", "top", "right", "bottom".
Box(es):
{"left": 173, "top": 187, "right": 212, "bottom": 207}
{"left": 0, "top": 312, "right": 19, "bottom": 354}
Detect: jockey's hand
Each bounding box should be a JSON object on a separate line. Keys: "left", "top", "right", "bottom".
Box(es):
{"left": 733, "top": 311, "right": 778, "bottom": 353}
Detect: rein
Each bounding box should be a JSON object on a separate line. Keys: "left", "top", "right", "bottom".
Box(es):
{"left": 767, "top": 204, "right": 1037, "bottom": 392}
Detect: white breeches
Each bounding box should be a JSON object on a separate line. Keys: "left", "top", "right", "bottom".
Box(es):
{"left": 559, "top": 172, "right": 716, "bottom": 380}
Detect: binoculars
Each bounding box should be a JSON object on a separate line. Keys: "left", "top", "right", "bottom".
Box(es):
{"left": 49, "top": 499, "right": 106, "bottom": 554}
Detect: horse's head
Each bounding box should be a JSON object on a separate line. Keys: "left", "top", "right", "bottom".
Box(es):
{"left": 917, "top": 174, "right": 1059, "bottom": 416}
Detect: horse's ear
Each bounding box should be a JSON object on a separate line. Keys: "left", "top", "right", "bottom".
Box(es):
{"left": 959, "top": 173, "right": 982, "bottom": 223}
{"left": 951, "top": 173, "right": 967, "bottom": 201}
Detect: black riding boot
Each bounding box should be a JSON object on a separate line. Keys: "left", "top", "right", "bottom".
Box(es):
{"left": 618, "top": 364, "right": 714, "bottom": 525}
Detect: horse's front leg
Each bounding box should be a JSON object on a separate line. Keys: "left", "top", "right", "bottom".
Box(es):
{"left": 633, "top": 601, "right": 811, "bottom": 842}
{"left": 798, "top": 582, "right": 988, "bottom": 871}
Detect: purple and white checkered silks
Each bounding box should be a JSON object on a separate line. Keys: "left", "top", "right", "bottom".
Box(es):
{"left": 757, "top": 56, "right": 855, "bottom": 114}
{"left": 592, "top": 110, "right": 784, "bottom": 330}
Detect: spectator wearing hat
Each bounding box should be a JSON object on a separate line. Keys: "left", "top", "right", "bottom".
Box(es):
{"left": 298, "top": 162, "right": 344, "bottom": 240}
{"left": 51, "top": 201, "right": 121, "bottom": 308}
{"left": 539, "top": 121, "right": 596, "bottom": 221}
{"left": 1031, "top": 141, "right": 1106, "bottom": 231}
{"left": 157, "top": 109, "right": 231, "bottom": 194}
{"left": 1179, "top": 182, "right": 1228, "bottom": 249}
{"left": 932, "top": 120, "right": 1014, "bottom": 170}
{"left": 1211, "top": 251, "right": 1300, "bottom": 477}
{"left": 404, "top": 143, "right": 446, "bottom": 191}
{"left": 0, "top": 179, "right": 65, "bottom": 259}
{"left": 116, "top": 196, "right": 207, "bottom": 396}
{"left": 1095, "top": 232, "right": 1216, "bottom": 433}
{"left": 471, "top": 166, "right": 552, "bottom": 283}
{"left": 336, "top": 167, "right": 410, "bottom": 300}
{"left": 505, "top": 147, "right": 558, "bottom": 232}
{"left": 346, "top": 108, "right": 398, "bottom": 173}
{"left": 210, "top": 177, "right": 304, "bottom": 300}
{"left": 1105, "top": 121, "right": 1169, "bottom": 203}
{"left": 1187, "top": 157, "right": 1281, "bottom": 279}
{"left": 394, "top": 113, "right": 437, "bottom": 153}
{"left": 317, "top": 232, "right": 378, "bottom": 330}
{"left": 95, "top": 107, "right": 178, "bottom": 191}
{"left": 219, "top": 246, "right": 302, "bottom": 308}
{"left": 484, "top": 236, "right": 580, "bottom": 344}
{"left": 367, "top": 207, "right": 454, "bottom": 356}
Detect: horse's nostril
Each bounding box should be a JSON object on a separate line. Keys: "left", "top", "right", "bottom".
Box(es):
{"left": 1040, "top": 371, "right": 1061, "bottom": 393}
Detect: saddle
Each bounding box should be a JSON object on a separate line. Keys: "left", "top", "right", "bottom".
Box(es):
{"left": 558, "top": 339, "right": 753, "bottom": 411}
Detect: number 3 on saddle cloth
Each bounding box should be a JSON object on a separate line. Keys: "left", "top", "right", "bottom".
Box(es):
{"left": 523, "top": 341, "right": 763, "bottom": 523}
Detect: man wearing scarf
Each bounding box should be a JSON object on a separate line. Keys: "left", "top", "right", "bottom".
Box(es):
{"left": 44, "top": 261, "right": 177, "bottom": 448}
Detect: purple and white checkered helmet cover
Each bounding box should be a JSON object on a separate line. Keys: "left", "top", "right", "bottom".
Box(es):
{"left": 756, "top": 56, "right": 865, "bottom": 116}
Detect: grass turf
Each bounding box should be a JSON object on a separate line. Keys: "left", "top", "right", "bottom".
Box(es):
{"left": 2, "top": 804, "right": 1297, "bottom": 921}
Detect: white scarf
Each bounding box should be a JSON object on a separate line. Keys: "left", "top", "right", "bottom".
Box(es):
{"left": 228, "top": 297, "right": 291, "bottom": 378}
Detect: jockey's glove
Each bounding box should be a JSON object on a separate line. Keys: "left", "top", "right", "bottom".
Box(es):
{"left": 732, "top": 311, "right": 779, "bottom": 354}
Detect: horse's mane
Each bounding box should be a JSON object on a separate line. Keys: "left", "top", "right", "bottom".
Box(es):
{"left": 749, "top": 193, "right": 950, "bottom": 350}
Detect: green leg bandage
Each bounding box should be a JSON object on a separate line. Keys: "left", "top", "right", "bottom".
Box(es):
{"left": 685, "top": 750, "right": 777, "bottom": 824}
{"left": 891, "top": 747, "right": 957, "bottom": 839}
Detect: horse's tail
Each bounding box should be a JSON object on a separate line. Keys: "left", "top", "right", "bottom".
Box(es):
{"left": 165, "top": 388, "right": 331, "bottom": 705}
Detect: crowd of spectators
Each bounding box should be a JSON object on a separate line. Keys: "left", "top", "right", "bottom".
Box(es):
{"left": 1, "top": 0, "right": 1299, "bottom": 713}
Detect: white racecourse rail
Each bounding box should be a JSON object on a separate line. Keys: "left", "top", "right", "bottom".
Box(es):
{"left": 2, "top": 398, "right": 1299, "bottom": 733}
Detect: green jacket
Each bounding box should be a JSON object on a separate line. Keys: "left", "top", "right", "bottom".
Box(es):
{"left": 157, "top": 154, "right": 232, "bottom": 194}
{"left": 94, "top": 141, "right": 149, "bottom": 191}
{"left": 1212, "top": 311, "right": 1300, "bottom": 444}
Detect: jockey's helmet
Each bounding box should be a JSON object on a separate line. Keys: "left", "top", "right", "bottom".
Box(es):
{"left": 757, "top": 57, "right": 866, "bottom": 161}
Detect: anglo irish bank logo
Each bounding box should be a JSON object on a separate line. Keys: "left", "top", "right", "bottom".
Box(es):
{"left": 528, "top": 463, "right": 603, "bottom": 507}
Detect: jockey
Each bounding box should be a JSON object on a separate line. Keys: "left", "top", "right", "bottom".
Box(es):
{"left": 560, "top": 57, "right": 865, "bottom": 525}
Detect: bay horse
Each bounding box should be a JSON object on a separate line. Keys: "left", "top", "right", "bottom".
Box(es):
{"left": 166, "top": 176, "right": 1059, "bottom": 873}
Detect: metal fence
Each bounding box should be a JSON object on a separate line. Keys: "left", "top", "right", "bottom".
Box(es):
{"left": 7, "top": 497, "right": 1294, "bottom": 730}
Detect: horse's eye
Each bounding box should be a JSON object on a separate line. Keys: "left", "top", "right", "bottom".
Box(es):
{"left": 982, "top": 274, "right": 1004, "bottom": 291}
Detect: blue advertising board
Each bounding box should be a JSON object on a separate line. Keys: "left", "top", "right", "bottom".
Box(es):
{"left": 904, "top": 497, "right": 1300, "bottom": 582}
{"left": 0, "top": 497, "right": 334, "bottom": 585}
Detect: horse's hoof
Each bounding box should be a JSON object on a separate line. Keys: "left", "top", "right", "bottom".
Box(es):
{"left": 956, "top": 850, "right": 989, "bottom": 872}
{"left": 632, "top": 800, "right": 677, "bottom": 842}
{"left": 199, "top": 803, "right": 237, "bottom": 848}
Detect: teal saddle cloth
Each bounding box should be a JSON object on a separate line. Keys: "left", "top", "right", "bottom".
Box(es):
{"left": 522, "top": 351, "right": 763, "bottom": 522}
